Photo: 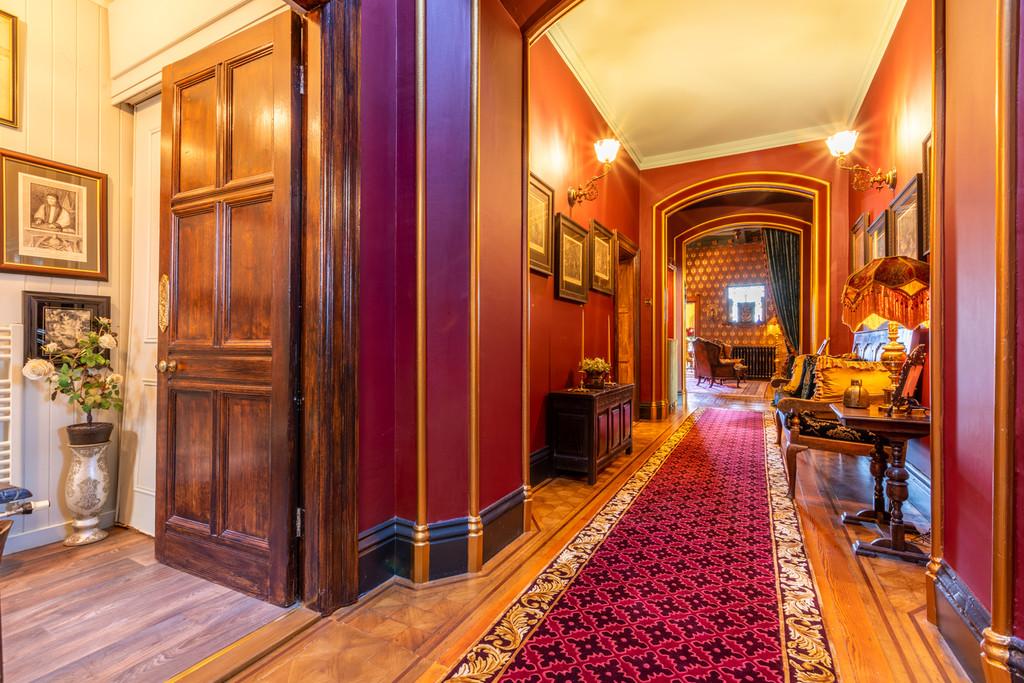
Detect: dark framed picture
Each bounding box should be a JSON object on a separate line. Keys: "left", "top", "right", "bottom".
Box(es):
{"left": 23, "top": 291, "right": 110, "bottom": 361}
{"left": 589, "top": 220, "right": 615, "bottom": 295}
{"left": 1, "top": 149, "right": 108, "bottom": 280}
{"left": 850, "top": 212, "right": 870, "bottom": 271}
{"left": 922, "top": 134, "right": 932, "bottom": 259}
{"left": 528, "top": 173, "right": 555, "bottom": 275}
{"left": 889, "top": 174, "right": 923, "bottom": 259}
{"left": 866, "top": 209, "right": 890, "bottom": 262}
{"left": 555, "top": 213, "right": 589, "bottom": 303}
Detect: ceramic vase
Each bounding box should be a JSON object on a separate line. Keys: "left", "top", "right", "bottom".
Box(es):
{"left": 64, "top": 439, "right": 111, "bottom": 546}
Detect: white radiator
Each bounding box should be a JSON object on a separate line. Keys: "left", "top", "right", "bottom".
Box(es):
{"left": 0, "top": 324, "right": 23, "bottom": 486}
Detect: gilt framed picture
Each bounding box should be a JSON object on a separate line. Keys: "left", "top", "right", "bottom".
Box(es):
{"left": 0, "top": 149, "right": 108, "bottom": 280}
{"left": 0, "top": 10, "right": 15, "bottom": 128}
{"left": 589, "top": 220, "right": 615, "bottom": 295}
{"left": 921, "top": 134, "right": 932, "bottom": 259}
{"left": 850, "top": 212, "right": 869, "bottom": 272}
{"left": 555, "top": 213, "right": 589, "bottom": 303}
{"left": 866, "top": 209, "right": 890, "bottom": 262}
{"left": 22, "top": 291, "right": 110, "bottom": 362}
{"left": 528, "top": 173, "right": 555, "bottom": 275}
{"left": 890, "top": 174, "right": 922, "bottom": 259}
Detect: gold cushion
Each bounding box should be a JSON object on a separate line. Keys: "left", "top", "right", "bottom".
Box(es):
{"left": 783, "top": 354, "right": 809, "bottom": 394}
{"left": 812, "top": 355, "right": 890, "bottom": 402}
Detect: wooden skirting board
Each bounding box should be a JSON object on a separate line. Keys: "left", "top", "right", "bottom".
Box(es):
{"left": 170, "top": 607, "right": 320, "bottom": 682}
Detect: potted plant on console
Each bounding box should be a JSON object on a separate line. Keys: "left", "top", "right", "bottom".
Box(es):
{"left": 22, "top": 317, "right": 123, "bottom": 546}
{"left": 579, "top": 357, "right": 611, "bottom": 389}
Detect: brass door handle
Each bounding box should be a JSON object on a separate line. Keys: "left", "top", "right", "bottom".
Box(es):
{"left": 156, "top": 360, "right": 178, "bottom": 373}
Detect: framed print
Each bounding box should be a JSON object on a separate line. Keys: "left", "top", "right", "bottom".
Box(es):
{"left": 23, "top": 291, "right": 110, "bottom": 361}
{"left": 890, "top": 174, "right": 922, "bottom": 259}
{"left": 555, "top": 213, "right": 589, "bottom": 303}
{"left": 921, "top": 134, "right": 932, "bottom": 258}
{"left": 528, "top": 173, "right": 555, "bottom": 275}
{"left": 589, "top": 220, "right": 615, "bottom": 295}
{"left": 0, "top": 149, "right": 108, "bottom": 280}
{"left": 866, "top": 210, "right": 890, "bottom": 262}
{"left": 850, "top": 212, "right": 869, "bottom": 272}
{"left": 0, "top": 10, "right": 14, "bottom": 128}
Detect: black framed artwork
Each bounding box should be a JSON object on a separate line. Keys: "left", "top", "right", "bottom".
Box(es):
{"left": 921, "top": 134, "right": 932, "bottom": 259}
{"left": 850, "top": 212, "right": 870, "bottom": 272}
{"left": 890, "top": 174, "right": 923, "bottom": 260}
{"left": 528, "top": 173, "right": 555, "bottom": 275}
{"left": 589, "top": 220, "right": 614, "bottom": 295}
{"left": 866, "top": 209, "right": 890, "bottom": 262}
{"left": 23, "top": 291, "right": 110, "bottom": 361}
{"left": 1, "top": 149, "right": 108, "bottom": 280}
{"left": 555, "top": 213, "right": 589, "bottom": 304}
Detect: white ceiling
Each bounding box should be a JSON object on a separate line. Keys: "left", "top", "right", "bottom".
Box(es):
{"left": 547, "top": 0, "right": 907, "bottom": 169}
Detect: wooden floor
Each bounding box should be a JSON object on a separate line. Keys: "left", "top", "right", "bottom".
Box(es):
{"left": 0, "top": 527, "right": 288, "bottom": 682}
{"left": 236, "top": 393, "right": 970, "bottom": 682}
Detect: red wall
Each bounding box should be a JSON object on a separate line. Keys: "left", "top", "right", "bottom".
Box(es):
{"left": 944, "top": 0, "right": 997, "bottom": 610}
{"left": 479, "top": 0, "right": 526, "bottom": 508}
{"left": 1016, "top": 0, "right": 1024, "bottom": 639}
{"left": 528, "top": 36, "right": 641, "bottom": 452}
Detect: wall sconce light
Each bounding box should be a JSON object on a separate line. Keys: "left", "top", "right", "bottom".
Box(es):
{"left": 826, "top": 130, "right": 897, "bottom": 192}
{"left": 568, "top": 138, "right": 621, "bottom": 208}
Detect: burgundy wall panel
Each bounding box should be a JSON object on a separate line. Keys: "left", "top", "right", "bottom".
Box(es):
{"left": 943, "top": 0, "right": 997, "bottom": 610}
{"left": 479, "top": 0, "right": 526, "bottom": 508}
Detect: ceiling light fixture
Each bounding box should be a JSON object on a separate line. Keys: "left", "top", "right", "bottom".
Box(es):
{"left": 568, "top": 138, "right": 621, "bottom": 208}
{"left": 826, "top": 130, "right": 897, "bottom": 192}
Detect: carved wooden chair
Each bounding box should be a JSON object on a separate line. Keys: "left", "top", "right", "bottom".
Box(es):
{"left": 692, "top": 338, "right": 746, "bottom": 388}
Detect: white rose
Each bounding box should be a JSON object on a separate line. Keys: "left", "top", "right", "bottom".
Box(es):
{"left": 41, "top": 342, "right": 59, "bottom": 354}
{"left": 97, "top": 316, "right": 111, "bottom": 325}
{"left": 22, "top": 359, "right": 56, "bottom": 381}
{"left": 98, "top": 334, "right": 118, "bottom": 350}
{"left": 106, "top": 373, "right": 123, "bottom": 385}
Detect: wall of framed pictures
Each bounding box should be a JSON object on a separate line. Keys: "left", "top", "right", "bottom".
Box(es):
{"left": 0, "top": 0, "right": 131, "bottom": 554}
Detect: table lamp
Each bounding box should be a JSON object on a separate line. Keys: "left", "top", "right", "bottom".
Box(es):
{"left": 841, "top": 257, "right": 930, "bottom": 407}
{"left": 765, "top": 317, "right": 784, "bottom": 376}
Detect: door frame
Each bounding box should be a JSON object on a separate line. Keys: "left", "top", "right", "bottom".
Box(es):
{"left": 298, "top": 1, "right": 361, "bottom": 613}
{"left": 616, "top": 234, "right": 640, "bottom": 412}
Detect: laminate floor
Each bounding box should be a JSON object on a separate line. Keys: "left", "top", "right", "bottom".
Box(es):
{"left": 236, "top": 393, "right": 970, "bottom": 682}
{"left": 0, "top": 527, "right": 288, "bottom": 682}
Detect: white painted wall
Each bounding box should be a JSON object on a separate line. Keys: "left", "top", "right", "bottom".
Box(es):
{"left": 0, "top": 0, "right": 133, "bottom": 553}
{"left": 107, "top": 0, "right": 287, "bottom": 104}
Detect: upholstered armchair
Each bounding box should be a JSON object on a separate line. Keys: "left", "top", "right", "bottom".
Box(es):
{"left": 692, "top": 338, "right": 746, "bottom": 388}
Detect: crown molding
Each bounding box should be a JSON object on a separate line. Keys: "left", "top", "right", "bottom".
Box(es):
{"left": 546, "top": 0, "right": 907, "bottom": 171}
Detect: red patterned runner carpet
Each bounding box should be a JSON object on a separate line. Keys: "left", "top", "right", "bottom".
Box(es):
{"left": 445, "top": 408, "right": 836, "bottom": 683}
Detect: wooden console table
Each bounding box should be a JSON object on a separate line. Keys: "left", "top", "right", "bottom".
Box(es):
{"left": 830, "top": 403, "right": 931, "bottom": 564}
{"left": 549, "top": 384, "right": 634, "bottom": 484}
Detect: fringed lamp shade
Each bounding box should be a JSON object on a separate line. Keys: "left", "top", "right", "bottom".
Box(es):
{"left": 841, "top": 257, "right": 930, "bottom": 332}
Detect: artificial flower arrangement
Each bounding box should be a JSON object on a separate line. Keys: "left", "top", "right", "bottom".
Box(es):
{"left": 22, "top": 316, "right": 124, "bottom": 432}
{"left": 579, "top": 357, "right": 611, "bottom": 388}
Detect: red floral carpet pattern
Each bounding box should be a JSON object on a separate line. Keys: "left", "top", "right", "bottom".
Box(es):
{"left": 446, "top": 408, "right": 836, "bottom": 682}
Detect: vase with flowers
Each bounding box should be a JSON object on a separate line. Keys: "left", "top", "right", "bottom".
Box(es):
{"left": 22, "top": 317, "right": 123, "bottom": 545}
{"left": 579, "top": 357, "right": 611, "bottom": 389}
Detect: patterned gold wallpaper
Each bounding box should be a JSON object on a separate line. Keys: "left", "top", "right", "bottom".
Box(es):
{"left": 684, "top": 239, "right": 777, "bottom": 346}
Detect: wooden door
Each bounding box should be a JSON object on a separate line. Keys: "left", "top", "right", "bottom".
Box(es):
{"left": 117, "top": 95, "right": 162, "bottom": 536}
{"left": 616, "top": 249, "right": 639, "bottom": 409}
{"left": 156, "top": 13, "right": 300, "bottom": 606}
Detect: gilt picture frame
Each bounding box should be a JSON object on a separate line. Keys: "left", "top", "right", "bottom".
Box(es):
{"left": 528, "top": 173, "right": 555, "bottom": 275}
{"left": 555, "top": 213, "right": 589, "bottom": 304}
{"left": 0, "top": 10, "right": 15, "bottom": 129}
{"left": 921, "top": 133, "right": 932, "bottom": 259}
{"left": 22, "top": 291, "right": 110, "bottom": 362}
{"left": 850, "top": 212, "right": 869, "bottom": 272}
{"left": 866, "top": 209, "right": 890, "bottom": 262}
{"left": 0, "top": 149, "right": 108, "bottom": 280}
{"left": 589, "top": 220, "right": 615, "bottom": 295}
{"left": 889, "top": 174, "right": 922, "bottom": 260}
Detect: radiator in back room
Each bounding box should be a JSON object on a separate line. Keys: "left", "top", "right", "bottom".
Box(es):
{"left": 731, "top": 345, "right": 775, "bottom": 380}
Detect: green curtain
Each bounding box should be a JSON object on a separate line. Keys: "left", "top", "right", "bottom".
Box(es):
{"left": 762, "top": 228, "right": 801, "bottom": 353}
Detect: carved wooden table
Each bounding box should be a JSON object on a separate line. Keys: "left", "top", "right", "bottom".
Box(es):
{"left": 830, "top": 403, "right": 931, "bottom": 564}
{"left": 549, "top": 384, "right": 634, "bottom": 484}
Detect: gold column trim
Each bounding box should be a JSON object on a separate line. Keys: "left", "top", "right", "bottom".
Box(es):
{"left": 158, "top": 274, "right": 169, "bottom": 333}
{"left": 521, "top": 33, "right": 533, "bottom": 532}
{"left": 985, "top": 0, "right": 1017, "bottom": 658}
{"left": 413, "top": 0, "right": 430, "bottom": 584}
{"left": 925, "top": 0, "right": 946, "bottom": 624}
{"left": 467, "top": 0, "right": 483, "bottom": 573}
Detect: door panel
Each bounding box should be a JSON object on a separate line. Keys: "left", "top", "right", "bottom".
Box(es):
{"left": 157, "top": 13, "right": 299, "bottom": 605}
